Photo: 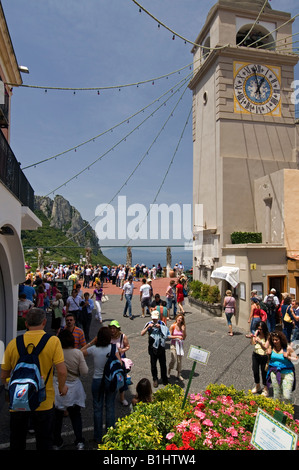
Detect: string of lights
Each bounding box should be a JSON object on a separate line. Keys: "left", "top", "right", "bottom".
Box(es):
{"left": 131, "top": 0, "right": 270, "bottom": 50}
{"left": 43, "top": 71, "right": 192, "bottom": 198}
{"left": 256, "top": 31, "right": 299, "bottom": 50}
{"left": 21, "top": 69, "right": 194, "bottom": 170}
{"left": 125, "top": 105, "right": 192, "bottom": 247}
{"left": 245, "top": 13, "right": 299, "bottom": 49}
{"left": 132, "top": 0, "right": 298, "bottom": 56}
{"left": 50, "top": 80, "right": 190, "bottom": 248}
{"left": 6, "top": 59, "right": 194, "bottom": 92}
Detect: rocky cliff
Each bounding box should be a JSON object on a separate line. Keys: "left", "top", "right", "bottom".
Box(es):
{"left": 34, "top": 195, "right": 100, "bottom": 252}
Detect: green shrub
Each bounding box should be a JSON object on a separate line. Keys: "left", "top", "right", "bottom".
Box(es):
{"left": 189, "top": 281, "right": 220, "bottom": 304}
{"left": 231, "top": 232, "right": 262, "bottom": 244}
{"left": 98, "top": 384, "right": 191, "bottom": 450}
{"left": 207, "top": 285, "right": 221, "bottom": 304}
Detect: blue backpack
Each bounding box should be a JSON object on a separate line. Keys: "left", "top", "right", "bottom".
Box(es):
{"left": 8, "top": 334, "right": 52, "bottom": 411}
{"left": 103, "top": 343, "right": 125, "bottom": 392}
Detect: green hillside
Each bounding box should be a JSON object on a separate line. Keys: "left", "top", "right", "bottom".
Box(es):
{"left": 21, "top": 210, "right": 114, "bottom": 269}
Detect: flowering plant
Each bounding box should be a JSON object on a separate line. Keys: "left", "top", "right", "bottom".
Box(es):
{"left": 98, "top": 383, "right": 299, "bottom": 450}
{"left": 165, "top": 384, "right": 299, "bottom": 450}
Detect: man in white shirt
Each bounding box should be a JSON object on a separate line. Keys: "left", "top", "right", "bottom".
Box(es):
{"left": 121, "top": 275, "right": 134, "bottom": 320}
{"left": 117, "top": 266, "right": 126, "bottom": 288}
{"left": 66, "top": 289, "right": 83, "bottom": 326}
{"left": 140, "top": 278, "right": 151, "bottom": 318}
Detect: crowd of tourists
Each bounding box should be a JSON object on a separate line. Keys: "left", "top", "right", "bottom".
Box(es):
{"left": 223, "top": 287, "right": 298, "bottom": 404}
{"left": 1, "top": 261, "right": 189, "bottom": 450}
{"left": 2, "top": 259, "right": 298, "bottom": 450}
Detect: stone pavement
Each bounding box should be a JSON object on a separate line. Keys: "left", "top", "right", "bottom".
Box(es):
{"left": 1, "top": 276, "right": 299, "bottom": 450}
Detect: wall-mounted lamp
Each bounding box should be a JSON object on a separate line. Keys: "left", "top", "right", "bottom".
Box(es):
{"left": 18, "top": 65, "right": 29, "bottom": 74}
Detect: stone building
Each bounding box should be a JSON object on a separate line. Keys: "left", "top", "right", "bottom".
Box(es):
{"left": 190, "top": 0, "right": 299, "bottom": 329}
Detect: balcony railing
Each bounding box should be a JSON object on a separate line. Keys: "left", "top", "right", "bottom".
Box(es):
{"left": 0, "top": 130, "right": 34, "bottom": 210}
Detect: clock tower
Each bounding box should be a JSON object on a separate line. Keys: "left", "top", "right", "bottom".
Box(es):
{"left": 189, "top": 0, "right": 299, "bottom": 328}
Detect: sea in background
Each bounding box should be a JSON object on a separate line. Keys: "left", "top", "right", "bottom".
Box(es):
{"left": 101, "top": 246, "right": 193, "bottom": 271}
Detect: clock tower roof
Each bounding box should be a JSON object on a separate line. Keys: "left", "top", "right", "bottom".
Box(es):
{"left": 223, "top": 0, "right": 272, "bottom": 10}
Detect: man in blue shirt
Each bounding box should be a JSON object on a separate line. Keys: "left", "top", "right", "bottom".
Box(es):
{"left": 22, "top": 279, "right": 36, "bottom": 303}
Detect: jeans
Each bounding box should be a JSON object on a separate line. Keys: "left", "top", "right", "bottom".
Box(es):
{"left": 250, "top": 317, "right": 261, "bottom": 335}
{"left": 92, "top": 377, "right": 117, "bottom": 443}
{"left": 123, "top": 294, "right": 132, "bottom": 317}
{"left": 10, "top": 408, "right": 54, "bottom": 450}
{"left": 283, "top": 321, "right": 293, "bottom": 343}
{"left": 267, "top": 312, "right": 276, "bottom": 333}
{"left": 166, "top": 298, "right": 177, "bottom": 318}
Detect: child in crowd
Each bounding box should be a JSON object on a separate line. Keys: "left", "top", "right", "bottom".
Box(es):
{"left": 131, "top": 378, "right": 153, "bottom": 407}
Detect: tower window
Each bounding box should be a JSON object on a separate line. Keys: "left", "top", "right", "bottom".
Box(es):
{"left": 236, "top": 24, "right": 275, "bottom": 50}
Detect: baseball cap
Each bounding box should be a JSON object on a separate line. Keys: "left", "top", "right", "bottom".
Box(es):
{"left": 151, "top": 310, "right": 159, "bottom": 319}
{"left": 109, "top": 320, "right": 121, "bottom": 329}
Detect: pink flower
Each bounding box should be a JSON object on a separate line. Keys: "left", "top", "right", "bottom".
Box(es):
{"left": 202, "top": 419, "right": 214, "bottom": 427}
{"left": 166, "top": 432, "right": 175, "bottom": 440}
{"left": 189, "top": 423, "right": 201, "bottom": 436}
{"left": 176, "top": 419, "right": 191, "bottom": 432}
{"left": 226, "top": 426, "right": 238, "bottom": 437}
{"left": 194, "top": 410, "right": 206, "bottom": 420}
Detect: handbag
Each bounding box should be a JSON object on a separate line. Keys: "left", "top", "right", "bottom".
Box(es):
{"left": 284, "top": 305, "right": 293, "bottom": 323}
{"left": 102, "top": 294, "right": 109, "bottom": 303}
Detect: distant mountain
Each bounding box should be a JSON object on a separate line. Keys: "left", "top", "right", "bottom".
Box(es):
{"left": 21, "top": 195, "right": 114, "bottom": 268}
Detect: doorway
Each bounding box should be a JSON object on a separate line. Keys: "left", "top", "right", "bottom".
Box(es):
{"left": 267, "top": 276, "right": 286, "bottom": 301}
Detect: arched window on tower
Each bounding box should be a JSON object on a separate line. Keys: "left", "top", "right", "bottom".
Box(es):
{"left": 201, "top": 36, "right": 211, "bottom": 63}
{"left": 236, "top": 23, "right": 276, "bottom": 50}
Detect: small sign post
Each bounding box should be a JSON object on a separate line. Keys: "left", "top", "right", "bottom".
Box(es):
{"left": 182, "top": 345, "right": 210, "bottom": 409}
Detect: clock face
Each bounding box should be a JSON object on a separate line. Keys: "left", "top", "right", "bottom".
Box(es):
{"left": 233, "top": 63, "right": 281, "bottom": 116}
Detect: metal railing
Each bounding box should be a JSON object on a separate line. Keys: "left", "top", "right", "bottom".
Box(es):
{"left": 0, "top": 130, "right": 34, "bottom": 210}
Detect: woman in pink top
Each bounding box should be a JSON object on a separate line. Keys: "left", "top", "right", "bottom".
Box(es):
{"left": 223, "top": 289, "right": 236, "bottom": 336}
{"left": 168, "top": 314, "right": 186, "bottom": 381}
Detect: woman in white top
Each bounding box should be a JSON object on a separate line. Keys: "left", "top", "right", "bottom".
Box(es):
{"left": 81, "top": 327, "right": 121, "bottom": 444}
{"left": 168, "top": 314, "right": 186, "bottom": 381}
{"left": 53, "top": 329, "right": 88, "bottom": 450}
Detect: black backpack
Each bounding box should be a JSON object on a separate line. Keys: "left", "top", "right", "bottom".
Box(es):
{"left": 265, "top": 295, "right": 277, "bottom": 314}
{"left": 8, "top": 334, "right": 52, "bottom": 411}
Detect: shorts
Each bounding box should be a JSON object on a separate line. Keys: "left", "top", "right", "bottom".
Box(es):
{"left": 141, "top": 297, "right": 150, "bottom": 308}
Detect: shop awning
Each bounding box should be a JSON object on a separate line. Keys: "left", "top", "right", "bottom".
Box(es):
{"left": 211, "top": 266, "right": 239, "bottom": 288}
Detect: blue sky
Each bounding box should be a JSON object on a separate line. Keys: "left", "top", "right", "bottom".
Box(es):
{"left": 2, "top": 0, "right": 298, "bottom": 265}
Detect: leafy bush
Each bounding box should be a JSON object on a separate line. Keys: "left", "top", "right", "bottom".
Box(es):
{"left": 98, "top": 385, "right": 191, "bottom": 450}
{"left": 189, "top": 280, "right": 220, "bottom": 304}
{"left": 231, "top": 232, "right": 262, "bottom": 244}
{"left": 207, "top": 285, "right": 221, "bottom": 304}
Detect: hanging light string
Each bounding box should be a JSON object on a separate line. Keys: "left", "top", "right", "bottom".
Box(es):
{"left": 50, "top": 80, "right": 190, "bottom": 248}
{"left": 132, "top": 0, "right": 298, "bottom": 53}
{"left": 244, "top": 13, "right": 299, "bottom": 49}
{"left": 131, "top": 0, "right": 228, "bottom": 50}
{"left": 125, "top": 105, "right": 192, "bottom": 248}
{"left": 6, "top": 59, "right": 194, "bottom": 92}
{"left": 21, "top": 68, "right": 194, "bottom": 170}
{"left": 256, "top": 31, "right": 299, "bottom": 51}
{"left": 131, "top": 0, "right": 271, "bottom": 50}
{"left": 44, "top": 70, "right": 193, "bottom": 198}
